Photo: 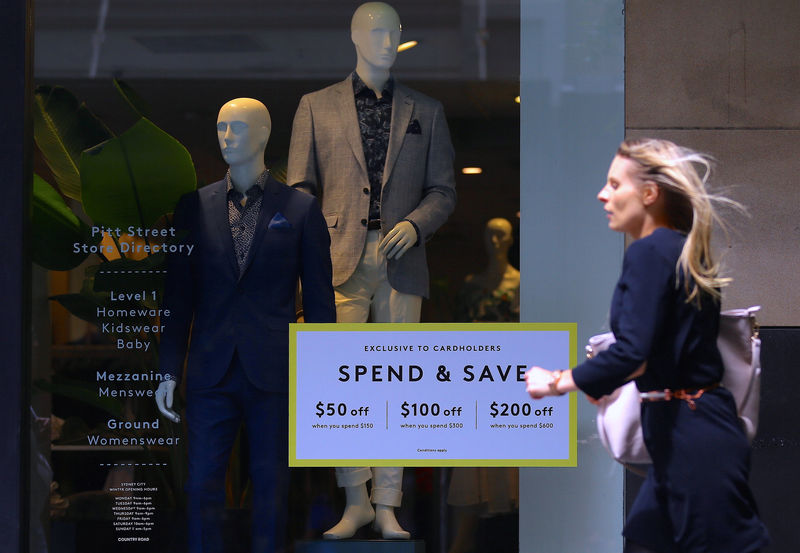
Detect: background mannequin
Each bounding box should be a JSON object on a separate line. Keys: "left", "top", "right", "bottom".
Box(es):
{"left": 156, "top": 98, "right": 335, "bottom": 552}
{"left": 448, "top": 218, "right": 520, "bottom": 553}
{"left": 287, "top": 1, "right": 457, "bottom": 540}
{"left": 456, "top": 218, "right": 520, "bottom": 322}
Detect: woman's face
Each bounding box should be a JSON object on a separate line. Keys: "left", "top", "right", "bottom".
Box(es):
{"left": 598, "top": 155, "right": 650, "bottom": 238}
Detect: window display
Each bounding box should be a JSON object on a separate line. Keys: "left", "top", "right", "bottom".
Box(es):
{"left": 29, "top": 0, "right": 521, "bottom": 550}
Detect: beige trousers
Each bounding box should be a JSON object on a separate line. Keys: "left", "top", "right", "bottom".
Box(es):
{"left": 334, "top": 230, "right": 420, "bottom": 506}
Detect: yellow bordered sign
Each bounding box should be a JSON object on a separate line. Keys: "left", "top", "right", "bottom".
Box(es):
{"left": 289, "top": 323, "right": 577, "bottom": 467}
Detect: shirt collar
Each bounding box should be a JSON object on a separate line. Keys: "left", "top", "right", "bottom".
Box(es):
{"left": 352, "top": 71, "right": 394, "bottom": 99}
{"left": 226, "top": 169, "right": 268, "bottom": 201}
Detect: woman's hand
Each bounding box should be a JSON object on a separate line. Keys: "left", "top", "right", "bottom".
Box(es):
{"left": 526, "top": 366, "right": 578, "bottom": 399}
{"left": 525, "top": 366, "right": 555, "bottom": 399}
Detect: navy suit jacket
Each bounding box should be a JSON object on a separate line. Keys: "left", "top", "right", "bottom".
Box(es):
{"left": 159, "top": 174, "right": 335, "bottom": 393}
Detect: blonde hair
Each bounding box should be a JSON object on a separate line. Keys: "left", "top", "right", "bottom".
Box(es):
{"left": 617, "top": 138, "right": 740, "bottom": 305}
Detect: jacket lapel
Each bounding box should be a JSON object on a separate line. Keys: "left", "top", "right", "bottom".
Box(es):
{"left": 384, "top": 82, "right": 414, "bottom": 187}
{"left": 210, "top": 180, "right": 240, "bottom": 277}
{"left": 334, "top": 78, "right": 369, "bottom": 179}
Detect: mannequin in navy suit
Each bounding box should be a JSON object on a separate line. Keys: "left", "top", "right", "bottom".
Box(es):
{"left": 155, "top": 98, "right": 335, "bottom": 552}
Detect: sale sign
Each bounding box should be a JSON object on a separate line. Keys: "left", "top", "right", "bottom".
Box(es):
{"left": 289, "top": 323, "right": 577, "bottom": 467}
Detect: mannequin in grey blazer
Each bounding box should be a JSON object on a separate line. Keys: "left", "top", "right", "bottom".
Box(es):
{"left": 287, "top": 67, "right": 455, "bottom": 299}
{"left": 287, "top": 1, "right": 456, "bottom": 541}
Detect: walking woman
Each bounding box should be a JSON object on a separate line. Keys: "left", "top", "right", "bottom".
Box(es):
{"left": 524, "top": 138, "right": 770, "bottom": 552}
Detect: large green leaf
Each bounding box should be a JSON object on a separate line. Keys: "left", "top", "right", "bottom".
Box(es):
{"left": 33, "top": 86, "right": 113, "bottom": 202}
{"left": 51, "top": 292, "right": 107, "bottom": 325}
{"left": 51, "top": 275, "right": 108, "bottom": 325}
{"left": 32, "top": 174, "right": 102, "bottom": 270}
{"left": 80, "top": 118, "right": 196, "bottom": 229}
{"left": 113, "top": 79, "right": 151, "bottom": 119}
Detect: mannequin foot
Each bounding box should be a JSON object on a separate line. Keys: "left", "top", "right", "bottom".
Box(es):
{"left": 373, "top": 504, "right": 410, "bottom": 539}
{"left": 323, "top": 503, "right": 375, "bottom": 540}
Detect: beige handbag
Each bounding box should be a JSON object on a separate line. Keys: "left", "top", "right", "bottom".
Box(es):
{"left": 587, "top": 306, "right": 761, "bottom": 465}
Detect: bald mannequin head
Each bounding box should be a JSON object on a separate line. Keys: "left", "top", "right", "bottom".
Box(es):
{"left": 484, "top": 218, "right": 514, "bottom": 257}
{"left": 216, "top": 98, "right": 272, "bottom": 168}
{"left": 351, "top": 2, "right": 401, "bottom": 32}
{"left": 351, "top": 2, "right": 402, "bottom": 74}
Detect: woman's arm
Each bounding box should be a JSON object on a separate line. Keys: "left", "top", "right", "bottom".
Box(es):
{"left": 525, "top": 361, "right": 645, "bottom": 400}
{"left": 571, "top": 239, "right": 674, "bottom": 399}
{"left": 526, "top": 236, "right": 675, "bottom": 401}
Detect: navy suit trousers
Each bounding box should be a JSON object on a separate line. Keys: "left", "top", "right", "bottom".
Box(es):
{"left": 185, "top": 353, "right": 289, "bottom": 553}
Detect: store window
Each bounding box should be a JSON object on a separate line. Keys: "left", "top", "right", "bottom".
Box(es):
{"left": 31, "top": 1, "right": 521, "bottom": 551}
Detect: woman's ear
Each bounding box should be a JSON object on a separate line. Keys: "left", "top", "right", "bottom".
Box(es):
{"left": 641, "top": 180, "right": 660, "bottom": 207}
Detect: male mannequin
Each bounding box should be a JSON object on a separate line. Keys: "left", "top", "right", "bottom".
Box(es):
{"left": 287, "top": 2, "right": 456, "bottom": 540}
{"left": 155, "top": 98, "right": 335, "bottom": 552}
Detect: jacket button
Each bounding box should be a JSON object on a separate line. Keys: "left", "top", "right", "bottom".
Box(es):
{"left": 363, "top": 187, "right": 369, "bottom": 195}
{"left": 361, "top": 218, "right": 367, "bottom": 226}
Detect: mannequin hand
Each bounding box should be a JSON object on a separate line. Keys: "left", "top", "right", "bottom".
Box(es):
{"left": 379, "top": 221, "right": 417, "bottom": 260}
{"left": 525, "top": 366, "right": 555, "bottom": 399}
{"left": 155, "top": 380, "right": 181, "bottom": 423}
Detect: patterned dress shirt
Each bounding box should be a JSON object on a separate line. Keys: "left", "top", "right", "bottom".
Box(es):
{"left": 226, "top": 169, "right": 268, "bottom": 272}
{"left": 352, "top": 72, "right": 393, "bottom": 227}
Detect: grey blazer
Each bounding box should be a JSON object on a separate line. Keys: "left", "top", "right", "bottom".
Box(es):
{"left": 287, "top": 76, "right": 456, "bottom": 298}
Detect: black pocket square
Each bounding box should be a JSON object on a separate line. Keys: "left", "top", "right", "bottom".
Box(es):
{"left": 406, "top": 119, "right": 422, "bottom": 134}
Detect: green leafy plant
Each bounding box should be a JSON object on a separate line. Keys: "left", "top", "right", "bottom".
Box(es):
{"left": 31, "top": 174, "right": 100, "bottom": 270}
{"left": 33, "top": 85, "right": 113, "bottom": 202}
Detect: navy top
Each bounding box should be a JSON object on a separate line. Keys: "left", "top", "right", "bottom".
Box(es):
{"left": 572, "top": 228, "right": 724, "bottom": 399}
